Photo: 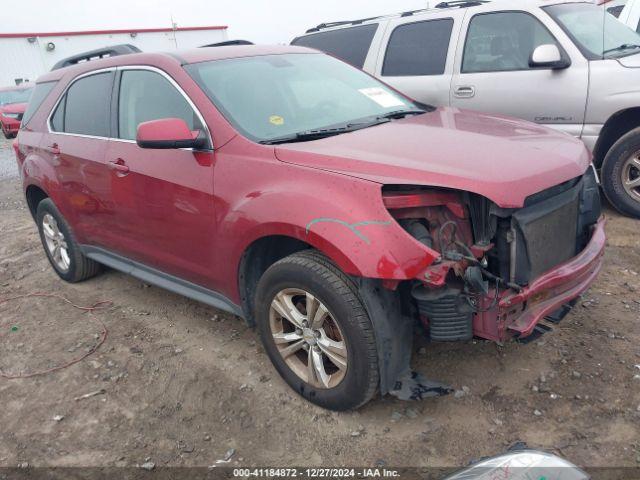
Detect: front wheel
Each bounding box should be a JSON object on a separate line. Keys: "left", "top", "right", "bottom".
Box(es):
{"left": 601, "top": 128, "right": 640, "bottom": 218}
{"left": 254, "top": 250, "right": 379, "bottom": 411}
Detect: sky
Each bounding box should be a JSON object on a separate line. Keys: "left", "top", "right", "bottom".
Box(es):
{"left": 4, "top": 0, "right": 429, "bottom": 44}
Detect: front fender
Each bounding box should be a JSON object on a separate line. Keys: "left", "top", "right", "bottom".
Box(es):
{"left": 217, "top": 153, "right": 437, "bottom": 284}
{"left": 236, "top": 220, "right": 363, "bottom": 276}
{"left": 229, "top": 187, "right": 437, "bottom": 280}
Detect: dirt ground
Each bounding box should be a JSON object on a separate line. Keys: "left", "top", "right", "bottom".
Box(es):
{"left": 0, "top": 136, "right": 639, "bottom": 470}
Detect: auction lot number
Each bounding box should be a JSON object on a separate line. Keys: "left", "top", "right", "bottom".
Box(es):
{"left": 233, "top": 468, "right": 400, "bottom": 478}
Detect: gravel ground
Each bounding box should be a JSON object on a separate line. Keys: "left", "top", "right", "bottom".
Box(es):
{"left": 0, "top": 136, "right": 17, "bottom": 179}
{"left": 0, "top": 136, "right": 639, "bottom": 470}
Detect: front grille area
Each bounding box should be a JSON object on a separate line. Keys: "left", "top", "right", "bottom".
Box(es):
{"left": 481, "top": 168, "right": 601, "bottom": 286}
{"left": 512, "top": 187, "right": 580, "bottom": 284}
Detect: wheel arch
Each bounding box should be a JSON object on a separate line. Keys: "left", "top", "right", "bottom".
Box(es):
{"left": 593, "top": 107, "right": 640, "bottom": 168}
{"left": 237, "top": 231, "right": 363, "bottom": 325}
{"left": 25, "top": 183, "right": 50, "bottom": 220}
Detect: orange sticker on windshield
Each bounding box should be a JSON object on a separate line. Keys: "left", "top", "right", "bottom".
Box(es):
{"left": 269, "top": 115, "right": 284, "bottom": 126}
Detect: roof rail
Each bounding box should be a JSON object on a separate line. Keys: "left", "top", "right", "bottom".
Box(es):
{"left": 306, "top": 16, "right": 382, "bottom": 33}
{"left": 303, "top": 2, "right": 488, "bottom": 33}
{"left": 51, "top": 44, "right": 141, "bottom": 71}
{"left": 400, "top": 8, "right": 430, "bottom": 17}
{"left": 200, "top": 39, "right": 254, "bottom": 47}
{"left": 434, "top": 0, "right": 488, "bottom": 8}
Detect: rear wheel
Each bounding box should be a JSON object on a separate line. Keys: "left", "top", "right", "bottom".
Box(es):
{"left": 36, "top": 199, "right": 101, "bottom": 282}
{"left": 254, "top": 250, "right": 379, "bottom": 410}
{"left": 601, "top": 128, "right": 640, "bottom": 218}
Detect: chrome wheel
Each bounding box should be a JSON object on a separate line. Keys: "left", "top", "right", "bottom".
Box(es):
{"left": 622, "top": 153, "right": 640, "bottom": 201}
{"left": 42, "top": 213, "right": 70, "bottom": 272}
{"left": 269, "top": 288, "right": 348, "bottom": 389}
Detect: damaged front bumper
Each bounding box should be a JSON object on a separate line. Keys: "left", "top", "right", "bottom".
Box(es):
{"left": 476, "top": 217, "right": 606, "bottom": 341}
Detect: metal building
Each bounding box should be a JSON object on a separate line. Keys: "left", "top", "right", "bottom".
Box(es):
{"left": 0, "top": 25, "right": 229, "bottom": 86}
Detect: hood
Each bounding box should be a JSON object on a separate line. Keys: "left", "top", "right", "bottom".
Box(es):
{"left": 617, "top": 52, "right": 640, "bottom": 68}
{"left": 274, "top": 107, "right": 590, "bottom": 208}
{"left": 0, "top": 102, "right": 27, "bottom": 114}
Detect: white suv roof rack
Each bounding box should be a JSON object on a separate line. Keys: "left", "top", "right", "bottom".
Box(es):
{"left": 304, "top": 0, "right": 490, "bottom": 33}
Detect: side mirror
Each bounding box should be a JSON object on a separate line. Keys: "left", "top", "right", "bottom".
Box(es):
{"left": 136, "top": 118, "right": 209, "bottom": 150}
{"left": 529, "top": 44, "right": 570, "bottom": 69}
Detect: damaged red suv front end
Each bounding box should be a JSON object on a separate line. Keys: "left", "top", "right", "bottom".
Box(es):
{"left": 393, "top": 174, "right": 605, "bottom": 343}
{"left": 277, "top": 105, "right": 605, "bottom": 348}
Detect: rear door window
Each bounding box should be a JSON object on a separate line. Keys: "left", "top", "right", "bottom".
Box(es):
{"left": 51, "top": 72, "right": 113, "bottom": 137}
{"left": 382, "top": 18, "right": 454, "bottom": 76}
{"left": 117, "top": 69, "right": 202, "bottom": 141}
{"left": 291, "top": 24, "right": 378, "bottom": 68}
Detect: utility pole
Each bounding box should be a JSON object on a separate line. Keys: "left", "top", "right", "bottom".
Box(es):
{"left": 170, "top": 15, "right": 179, "bottom": 49}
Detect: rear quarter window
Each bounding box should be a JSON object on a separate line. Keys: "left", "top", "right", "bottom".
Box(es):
{"left": 382, "top": 18, "right": 454, "bottom": 76}
{"left": 291, "top": 24, "right": 378, "bottom": 68}
{"left": 21, "top": 81, "right": 56, "bottom": 127}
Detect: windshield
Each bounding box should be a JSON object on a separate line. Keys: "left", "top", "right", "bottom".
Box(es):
{"left": 186, "top": 53, "right": 418, "bottom": 143}
{"left": 0, "top": 87, "right": 33, "bottom": 106}
{"left": 545, "top": 3, "right": 640, "bottom": 59}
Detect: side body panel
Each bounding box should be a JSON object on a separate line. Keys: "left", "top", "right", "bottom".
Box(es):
{"left": 208, "top": 136, "right": 438, "bottom": 303}
{"left": 20, "top": 55, "right": 238, "bottom": 292}
{"left": 371, "top": 9, "right": 467, "bottom": 107}
{"left": 37, "top": 133, "right": 111, "bottom": 245}
{"left": 33, "top": 70, "right": 115, "bottom": 246}
{"left": 19, "top": 80, "right": 69, "bottom": 213}
{"left": 583, "top": 59, "right": 640, "bottom": 151}
{"left": 102, "top": 140, "right": 217, "bottom": 288}
{"left": 102, "top": 65, "right": 219, "bottom": 288}
{"left": 16, "top": 130, "right": 53, "bottom": 210}
{"left": 449, "top": 6, "right": 589, "bottom": 138}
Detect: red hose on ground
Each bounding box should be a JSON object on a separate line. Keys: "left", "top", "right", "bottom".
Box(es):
{"left": 0, "top": 292, "right": 112, "bottom": 379}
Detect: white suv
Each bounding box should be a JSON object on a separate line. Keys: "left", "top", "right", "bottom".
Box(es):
{"left": 292, "top": 0, "right": 640, "bottom": 218}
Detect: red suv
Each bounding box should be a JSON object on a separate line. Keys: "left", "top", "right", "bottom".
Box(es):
{"left": 0, "top": 84, "right": 33, "bottom": 139}
{"left": 14, "top": 44, "right": 605, "bottom": 410}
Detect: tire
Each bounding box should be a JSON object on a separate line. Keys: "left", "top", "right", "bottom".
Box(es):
{"left": 36, "top": 198, "right": 102, "bottom": 282}
{"left": 254, "top": 250, "right": 379, "bottom": 411}
{"left": 601, "top": 128, "right": 640, "bottom": 219}
{"left": 1, "top": 125, "right": 12, "bottom": 139}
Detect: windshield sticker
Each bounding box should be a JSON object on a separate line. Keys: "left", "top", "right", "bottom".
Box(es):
{"left": 358, "top": 88, "right": 406, "bottom": 109}
{"left": 269, "top": 115, "right": 284, "bottom": 126}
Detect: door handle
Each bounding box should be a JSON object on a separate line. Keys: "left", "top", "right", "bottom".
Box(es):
{"left": 107, "top": 159, "right": 130, "bottom": 174}
{"left": 45, "top": 143, "right": 60, "bottom": 155}
{"left": 454, "top": 86, "right": 476, "bottom": 98}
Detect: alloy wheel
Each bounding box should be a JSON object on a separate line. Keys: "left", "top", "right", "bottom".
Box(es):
{"left": 622, "top": 153, "right": 640, "bottom": 202}
{"left": 269, "top": 288, "right": 348, "bottom": 389}
{"left": 42, "top": 213, "right": 71, "bottom": 272}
